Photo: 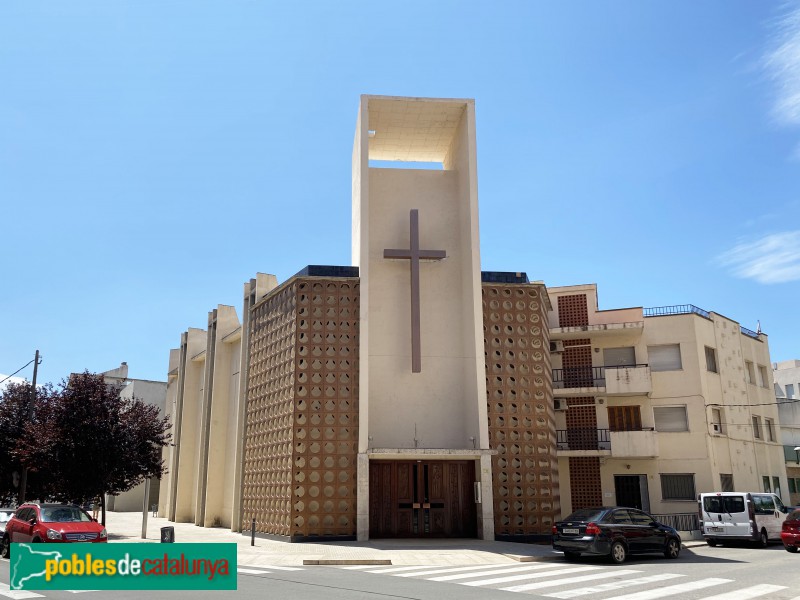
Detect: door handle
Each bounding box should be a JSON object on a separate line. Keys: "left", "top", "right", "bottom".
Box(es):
{"left": 423, "top": 503, "right": 431, "bottom": 509}
{"left": 413, "top": 503, "right": 421, "bottom": 509}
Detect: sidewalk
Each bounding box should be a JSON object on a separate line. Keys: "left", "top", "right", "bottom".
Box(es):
{"left": 104, "top": 511, "right": 705, "bottom": 567}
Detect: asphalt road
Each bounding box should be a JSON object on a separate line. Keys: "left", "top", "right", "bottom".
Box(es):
{"left": 2, "top": 542, "right": 800, "bottom": 600}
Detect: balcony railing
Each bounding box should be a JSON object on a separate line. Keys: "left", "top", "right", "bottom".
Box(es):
{"left": 652, "top": 513, "right": 700, "bottom": 531}
{"left": 553, "top": 365, "right": 650, "bottom": 390}
{"left": 643, "top": 304, "right": 710, "bottom": 319}
{"left": 553, "top": 367, "right": 605, "bottom": 389}
{"left": 556, "top": 428, "right": 611, "bottom": 451}
{"left": 644, "top": 304, "right": 764, "bottom": 338}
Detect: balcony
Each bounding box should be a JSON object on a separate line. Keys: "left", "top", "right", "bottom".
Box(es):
{"left": 550, "top": 307, "right": 644, "bottom": 340}
{"left": 609, "top": 429, "right": 659, "bottom": 458}
{"left": 556, "top": 428, "right": 658, "bottom": 458}
{"left": 553, "top": 365, "right": 651, "bottom": 397}
{"left": 604, "top": 365, "right": 651, "bottom": 396}
{"left": 556, "top": 428, "right": 611, "bottom": 457}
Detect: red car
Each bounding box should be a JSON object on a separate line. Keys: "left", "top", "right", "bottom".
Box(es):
{"left": 0, "top": 503, "right": 107, "bottom": 557}
{"left": 782, "top": 508, "right": 800, "bottom": 553}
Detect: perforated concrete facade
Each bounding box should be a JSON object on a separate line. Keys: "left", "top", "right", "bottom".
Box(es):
{"left": 242, "top": 277, "right": 360, "bottom": 540}
{"left": 482, "top": 282, "right": 559, "bottom": 538}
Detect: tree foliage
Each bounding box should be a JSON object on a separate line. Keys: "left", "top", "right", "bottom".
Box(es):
{"left": 0, "top": 382, "right": 53, "bottom": 504}
{"left": 2, "top": 372, "right": 171, "bottom": 523}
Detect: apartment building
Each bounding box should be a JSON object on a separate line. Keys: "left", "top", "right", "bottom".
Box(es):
{"left": 773, "top": 360, "right": 800, "bottom": 506}
{"left": 548, "top": 284, "right": 786, "bottom": 522}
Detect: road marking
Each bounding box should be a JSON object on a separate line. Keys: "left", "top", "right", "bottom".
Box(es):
{"left": 393, "top": 564, "right": 527, "bottom": 577}
{"left": 429, "top": 564, "right": 569, "bottom": 582}
{"left": 601, "top": 578, "right": 732, "bottom": 600}
{"left": 0, "top": 583, "right": 44, "bottom": 599}
{"left": 499, "top": 569, "right": 642, "bottom": 592}
{"left": 364, "top": 565, "right": 460, "bottom": 574}
{"left": 696, "top": 584, "right": 787, "bottom": 600}
{"left": 462, "top": 565, "right": 601, "bottom": 586}
{"left": 543, "top": 573, "right": 685, "bottom": 598}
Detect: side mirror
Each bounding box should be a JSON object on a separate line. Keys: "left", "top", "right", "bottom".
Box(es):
{"left": 29, "top": 518, "right": 36, "bottom": 525}
{"left": 649, "top": 521, "right": 659, "bottom": 528}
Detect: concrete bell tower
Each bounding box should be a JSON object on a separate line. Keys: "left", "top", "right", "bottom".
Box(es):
{"left": 352, "top": 96, "right": 493, "bottom": 540}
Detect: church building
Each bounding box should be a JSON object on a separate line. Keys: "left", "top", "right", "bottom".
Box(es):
{"left": 158, "top": 95, "right": 560, "bottom": 541}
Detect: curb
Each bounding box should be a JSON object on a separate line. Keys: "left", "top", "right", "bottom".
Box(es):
{"left": 502, "top": 553, "right": 560, "bottom": 562}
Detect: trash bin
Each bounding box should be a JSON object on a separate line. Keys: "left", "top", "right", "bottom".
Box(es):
{"left": 160, "top": 526, "right": 175, "bottom": 543}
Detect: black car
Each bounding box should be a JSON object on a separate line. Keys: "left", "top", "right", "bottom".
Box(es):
{"left": 552, "top": 507, "right": 682, "bottom": 563}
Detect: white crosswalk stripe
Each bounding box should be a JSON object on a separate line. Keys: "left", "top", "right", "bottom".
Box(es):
{"left": 604, "top": 578, "right": 732, "bottom": 600}
{"left": 461, "top": 565, "right": 601, "bottom": 587}
{"left": 429, "top": 563, "right": 573, "bottom": 582}
{"left": 544, "top": 573, "right": 686, "bottom": 599}
{"left": 343, "top": 562, "right": 788, "bottom": 600}
{"left": 695, "top": 585, "right": 787, "bottom": 600}
{"left": 0, "top": 583, "right": 44, "bottom": 599}
{"left": 500, "top": 569, "right": 642, "bottom": 592}
{"left": 393, "top": 564, "right": 530, "bottom": 577}
{"left": 237, "top": 565, "right": 303, "bottom": 574}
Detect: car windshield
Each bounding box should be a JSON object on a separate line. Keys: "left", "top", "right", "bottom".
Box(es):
{"left": 563, "top": 509, "right": 606, "bottom": 522}
{"left": 703, "top": 496, "right": 745, "bottom": 513}
{"left": 40, "top": 507, "right": 92, "bottom": 523}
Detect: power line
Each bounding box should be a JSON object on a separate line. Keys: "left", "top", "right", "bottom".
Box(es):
{"left": 706, "top": 399, "right": 800, "bottom": 408}
{"left": 0, "top": 359, "right": 36, "bottom": 385}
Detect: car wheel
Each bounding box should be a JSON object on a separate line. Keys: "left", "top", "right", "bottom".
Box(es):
{"left": 664, "top": 538, "right": 681, "bottom": 559}
{"left": 564, "top": 551, "right": 580, "bottom": 561}
{"left": 786, "top": 545, "right": 799, "bottom": 553}
{"left": 758, "top": 529, "right": 768, "bottom": 548}
{"left": 706, "top": 539, "right": 718, "bottom": 547}
{"left": 0, "top": 535, "right": 10, "bottom": 559}
{"left": 609, "top": 540, "right": 627, "bottom": 564}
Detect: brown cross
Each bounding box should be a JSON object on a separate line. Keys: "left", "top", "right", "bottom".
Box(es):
{"left": 384, "top": 209, "right": 446, "bottom": 373}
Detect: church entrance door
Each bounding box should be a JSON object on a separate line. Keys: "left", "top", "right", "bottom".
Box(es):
{"left": 369, "top": 460, "right": 477, "bottom": 538}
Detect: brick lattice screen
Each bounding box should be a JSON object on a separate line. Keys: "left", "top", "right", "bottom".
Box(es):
{"left": 568, "top": 456, "right": 602, "bottom": 509}
{"left": 557, "top": 294, "right": 588, "bottom": 328}
{"left": 242, "top": 278, "right": 359, "bottom": 539}
{"left": 483, "top": 284, "right": 559, "bottom": 536}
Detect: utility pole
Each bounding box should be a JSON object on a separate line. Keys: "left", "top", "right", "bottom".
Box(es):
{"left": 18, "top": 350, "right": 40, "bottom": 504}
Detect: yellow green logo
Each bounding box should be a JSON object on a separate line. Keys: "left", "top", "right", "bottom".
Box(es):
{"left": 10, "top": 543, "right": 237, "bottom": 590}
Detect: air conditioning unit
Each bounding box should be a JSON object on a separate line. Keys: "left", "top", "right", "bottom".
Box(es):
{"left": 554, "top": 399, "right": 567, "bottom": 411}
{"left": 550, "top": 340, "right": 565, "bottom": 353}
{"left": 712, "top": 423, "right": 722, "bottom": 434}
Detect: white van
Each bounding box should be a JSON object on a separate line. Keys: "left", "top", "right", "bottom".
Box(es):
{"left": 698, "top": 492, "right": 791, "bottom": 547}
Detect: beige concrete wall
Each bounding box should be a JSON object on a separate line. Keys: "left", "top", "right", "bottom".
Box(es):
{"left": 201, "top": 305, "right": 241, "bottom": 528}
{"left": 173, "top": 328, "right": 206, "bottom": 523}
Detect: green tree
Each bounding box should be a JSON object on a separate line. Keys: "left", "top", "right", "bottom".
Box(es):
{"left": 15, "top": 372, "right": 171, "bottom": 524}
{"left": 0, "top": 382, "right": 53, "bottom": 504}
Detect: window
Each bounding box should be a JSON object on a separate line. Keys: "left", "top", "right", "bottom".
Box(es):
{"left": 746, "top": 361, "right": 756, "bottom": 385}
{"left": 755, "top": 493, "right": 775, "bottom": 514}
{"left": 661, "top": 473, "right": 696, "bottom": 500}
{"left": 763, "top": 475, "right": 771, "bottom": 492}
{"left": 789, "top": 478, "right": 800, "bottom": 494}
{"left": 787, "top": 384, "right": 795, "bottom": 399}
{"left": 654, "top": 406, "right": 689, "bottom": 432}
{"left": 765, "top": 418, "right": 775, "bottom": 442}
{"left": 603, "top": 346, "right": 636, "bottom": 367}
{"left": 720, "top": 473, "right": 734, "bottom": 492}
{"left": 648, "top": 344, "right": 682, "bottom": 372}
{"left": 773, "top": 477, "right": 782, "bottom": 499}
{"left": 758, "top": 365, "right": 768, "bottom": 388}
{"left": 711, "top": 408, "right": 725, "bottom": 434}
{"left": 705, "top": 346, "right": 718, "bottom": 373}
{"left": 752, "top": 415, "right": 762, "bottom": 439}
{"left": 608, "top": 405, "right": 642, "bottom": 432}
{"left": 627, "top": 509, "right": 653, "bottom": 526}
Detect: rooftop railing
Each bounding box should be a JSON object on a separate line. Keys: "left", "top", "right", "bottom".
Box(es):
{"left": 643, "top": 304, "right": 710, "bottom": 319}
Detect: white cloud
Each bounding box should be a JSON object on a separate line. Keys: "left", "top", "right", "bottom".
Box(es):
{"left": 0, "top": 374, "right": 27, "bottom": 392}
{"left": 764, "top": 2, "right": 800, "bottom": 126}
{"left": 718, "top": 230, "right": 800, "bottom": 283}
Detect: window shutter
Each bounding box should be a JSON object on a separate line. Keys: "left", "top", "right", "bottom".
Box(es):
{"left": 654, "top": 406, "right": 688, "bottom": 432}
{"left": 648, "top": 345, "right": 682, "bottom": 372}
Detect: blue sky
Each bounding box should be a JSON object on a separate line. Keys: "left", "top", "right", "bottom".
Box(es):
{"left": 2, "top": 1, "right": 799, "bottom": 385}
